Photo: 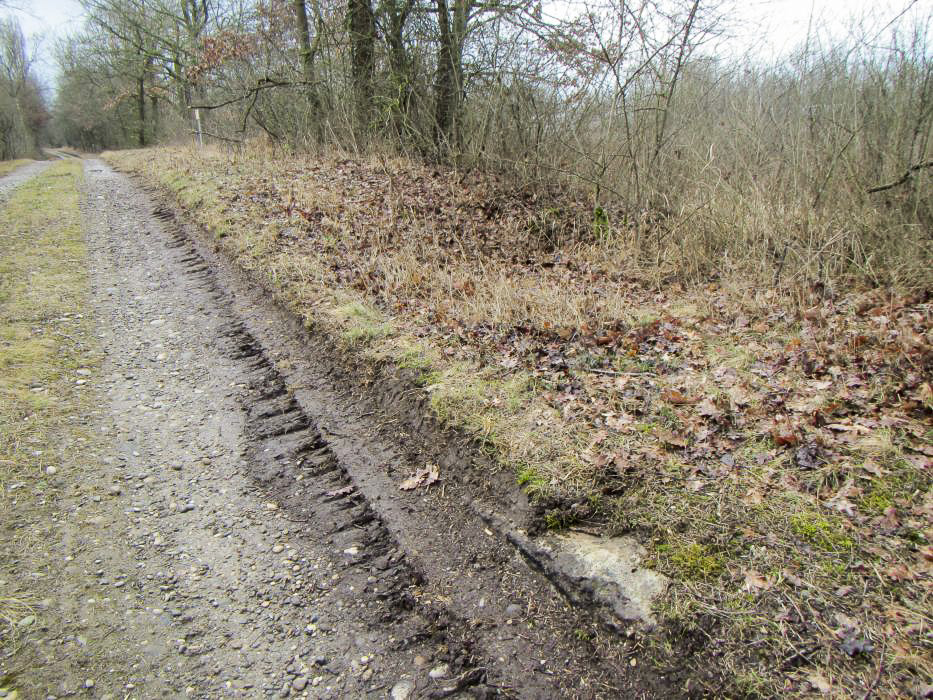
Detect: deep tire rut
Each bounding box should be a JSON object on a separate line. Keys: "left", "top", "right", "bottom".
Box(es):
{"left": 157, "top": 200, "right": 495, "bottom": 698}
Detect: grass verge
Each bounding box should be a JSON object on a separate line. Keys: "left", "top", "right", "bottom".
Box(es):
{"left": 103, "top": 145, "right": 931, "bottom": 699}
{"left": 0, "top": 160, "right": 100, "bottom": 694}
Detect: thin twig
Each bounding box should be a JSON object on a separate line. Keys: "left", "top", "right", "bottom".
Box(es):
{"left": 578, "top": 367, "right": 657, "bottom": 377}
{"left": 188, "top": 130, "right": 243, "bottom": 144}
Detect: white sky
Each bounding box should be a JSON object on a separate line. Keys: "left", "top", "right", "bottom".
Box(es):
{"left": 4, "top": 0, "right": 929, "bottom": 85}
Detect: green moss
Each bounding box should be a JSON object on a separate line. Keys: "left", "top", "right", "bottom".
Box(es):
{"left": 592, "top": 205, "right": 610, "bottom": 240}
{"left": 516, "top": 465, "right": 549, "bottom": 499}
{"left": 858, "top": 458, "right": 931, "bottom": 516}
{"left": 789, "top": 512, "right": 853, "bottom": 551}
{"left": 657, "top": 542, "right": 724, "bottom": 580}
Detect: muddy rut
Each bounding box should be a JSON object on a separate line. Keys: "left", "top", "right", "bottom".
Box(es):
{"left": 4, "top": 160, "right": 667, "bottom": 699}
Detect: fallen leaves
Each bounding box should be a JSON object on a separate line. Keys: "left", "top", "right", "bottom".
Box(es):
{"left": 399, "top": 463, "right": 440, "bottom": 491}
{"left": 771, "top": 429, "right": 799, "bottom": 447}
{"left": 111, "top": 146, "right": 933, "bottom": 700}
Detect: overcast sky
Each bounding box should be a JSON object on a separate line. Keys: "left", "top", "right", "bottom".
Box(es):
{"left": 5, "top": 0, "right": 929, "bottom": 86}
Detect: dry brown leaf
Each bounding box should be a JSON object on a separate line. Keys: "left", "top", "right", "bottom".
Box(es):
{"left": 661, "top": 388, "right": 699, "bottom": 405}
{"left": 656, "top": 429, "right": 689, "bottom": 448}
{"left": 696, "top": 398, "right": 722, "bottom": 419}
{"left": 326, "top": 485, "right": 354, "bottom": 498}
{"left": 743, "top": 569, "right": 772, "bottom": 592}
{"left": 606, "top": 413, "right": 634, "bottom": 431}
{"left": 770, "top": 423, "right": 799, "bottom": 446}
{"left": 399, "top": 463, "right": 440, "bottom": 491}
{"left": 886, "top": 564, "right": 914, "bottom": 582}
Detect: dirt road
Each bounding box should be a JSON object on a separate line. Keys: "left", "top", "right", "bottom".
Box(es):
{"left": 0, "top": 160, "right": 661, "bottom": 699}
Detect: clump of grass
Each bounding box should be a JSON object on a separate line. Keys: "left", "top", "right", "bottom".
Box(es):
{"left": 334, "top": 302, "right": 394, "bottom": 345}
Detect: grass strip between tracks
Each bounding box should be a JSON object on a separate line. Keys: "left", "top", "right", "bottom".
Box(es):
{"left": 0, "top": 160, "right": 100, "bottom": 695}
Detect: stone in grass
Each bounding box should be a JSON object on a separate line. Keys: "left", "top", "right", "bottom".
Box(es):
{"left": 512, "top": 531, "right": 668, "bottom": 628}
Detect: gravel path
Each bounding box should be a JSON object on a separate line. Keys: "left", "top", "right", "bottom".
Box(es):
{"left": 6, "top": 160, "right": 469, "bottom": 699}
{"left": 3, "top": 158, "right": 661, "bottom": 699}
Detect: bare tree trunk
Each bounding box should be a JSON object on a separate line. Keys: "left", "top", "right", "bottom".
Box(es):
{"left": 384, "top": 0, "right": 413, "bottom": 140}
{"left": 347, "top": 0, "right": 375, "bottom": 137}
{"left": 136, "top": 72, "right": 146, "bottom": 146}
{"left": 433, "top": 0, "right": 468, "bottom": 156}
{"left": 434, "top": 0, "right": 454, "bottom": 152}
{"left": 293, "top": 0, "right": 314, "bottom": 83}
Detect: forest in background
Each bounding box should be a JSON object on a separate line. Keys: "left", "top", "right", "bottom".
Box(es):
{"left": 2, "top": 0, "right": 931, "bottom": 290}
{"left": 0, "top": 15, "right": 48, "bottom": 160}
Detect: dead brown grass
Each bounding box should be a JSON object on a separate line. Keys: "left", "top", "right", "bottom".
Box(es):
{"left": 0, "top": 161, "right": 101, "bottom": 696}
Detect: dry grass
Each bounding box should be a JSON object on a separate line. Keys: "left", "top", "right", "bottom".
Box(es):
{"left": 105, "top": 144, "right": 931, "bottom": 698}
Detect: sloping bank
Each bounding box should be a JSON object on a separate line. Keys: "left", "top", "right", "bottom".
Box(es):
{"left": 104, "top": 146, "right": 932, "bottom": 699}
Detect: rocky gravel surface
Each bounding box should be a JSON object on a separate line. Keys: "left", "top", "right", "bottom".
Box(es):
{"left": 4, "top": 161, "right": 475, "bottom": 699}
{"left": 3, "top": 159, "right": 668, "bottom": 700}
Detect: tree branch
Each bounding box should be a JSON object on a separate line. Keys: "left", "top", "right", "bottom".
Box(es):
{"left": 867, "top": 160, "right": 933, "bottom": 194}
{"left": 188, "top": 78, "right": 312, "bottom": 110}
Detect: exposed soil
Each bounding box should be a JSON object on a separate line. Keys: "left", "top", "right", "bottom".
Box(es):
{"left": 1, "top": 160, "right": 682, "bottom": 698}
